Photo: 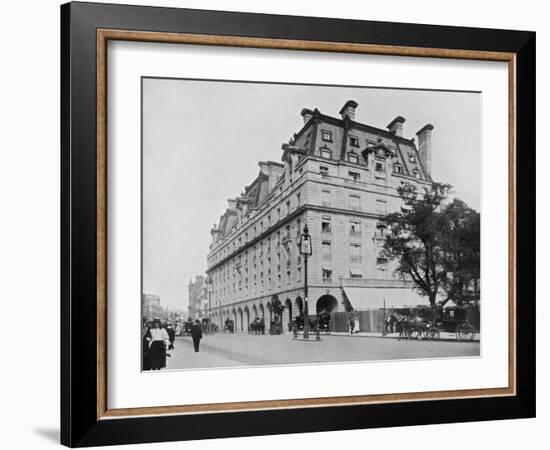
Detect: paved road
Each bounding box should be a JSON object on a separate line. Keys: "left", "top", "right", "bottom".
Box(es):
{"left": 165, "top": 333, "right": 480, "bottom": 371}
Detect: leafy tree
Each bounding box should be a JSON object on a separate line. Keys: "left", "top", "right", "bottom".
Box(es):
{"left": 380, "top": 182, "right": 480, "bottom": 313}
{"left": 438, "top": 199, "right": 480, "bottom": 305}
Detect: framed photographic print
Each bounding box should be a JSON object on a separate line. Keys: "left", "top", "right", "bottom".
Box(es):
{"left": 60, "top": 1, "right": 535, "bottom": 447}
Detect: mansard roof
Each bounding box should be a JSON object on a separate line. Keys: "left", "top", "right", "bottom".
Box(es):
{"left": 294, "top": 106, "right": 430, "bottom": 181}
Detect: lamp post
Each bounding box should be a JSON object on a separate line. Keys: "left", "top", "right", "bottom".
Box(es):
{"left": 298, "top": 224, "right": 312, "bottom": 339}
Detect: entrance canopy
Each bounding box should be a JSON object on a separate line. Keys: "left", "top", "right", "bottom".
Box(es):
{"left": 342, "top": 287, "right": 429, "bottom": 311}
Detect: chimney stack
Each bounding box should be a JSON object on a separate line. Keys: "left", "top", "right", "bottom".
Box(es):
{"left": 387, "top": 116, "right": 406, "bottom": 137}
{"left": 339, "top": 100, "right": 358, "bottom": 121}
{"left": 416, "top": 124, "right": 434, "bottom": 176}
{"left": 300, "top": 108, "right": 314, "bottom": 124}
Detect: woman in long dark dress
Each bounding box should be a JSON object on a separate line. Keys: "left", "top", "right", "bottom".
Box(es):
{"left": 145, "top": 320, "right": 170, "bottom": 370}
{"left": 142, "top": 321, "right": 152, "bottom": 370}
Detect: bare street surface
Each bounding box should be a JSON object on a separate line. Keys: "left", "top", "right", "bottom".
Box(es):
{"left": 165, "top": 334, "right": 480, "bottom": 370}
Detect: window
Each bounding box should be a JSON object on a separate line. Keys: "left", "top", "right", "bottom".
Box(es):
{"left": 320, "top": 166, "right": 329, "bottom": 177}
{"left": 376, "top": 199, "right": 387, "bottom": 216}
{"left": 322, "top": 268, "right": 332, "bottom": 282}
{"left": 375, "top": 161, "right": 385, "bottom": 173}
{"left": 394, "top": 164, "right": 402, "bottom": 174}
{"left": 296, "top": 192, "right": 301, "bottom": 207}
{"left": 321, "top": 148, "right": 332, "bottom": 159}
{"left": 287, "top": 270, "right": 291, "bottom": 285}
{"left": 349, "top": 220, "right": 361, "bottom": 236}
{"left": 321, "top": 217, "right": 332, "bottom": 233}
{"left": 348, "top": 171, "right": 360, "bottom": 182}
{"left": 350, "top": 244, "right": 362, "bottom": 263}
{"left": 349, "top": 135, "right": 359, "bottom": 147}
{"left": 278, "top": 274, "right": 281, "bottom": 287}
{"left": 297, "top": 267, "right": 302, "bottom": 282}
{"left": 376, "top": 256, "right": 388, "bottom": 268}
{"left": 321, "top": 189, "right": 331, "bottom": 207}
{"left": 413, "top": 170, "right": 422, "bottom": 180}
{"left": 286, "top": 200, "right": 291, "bottom": 215}
{"left": 277, "top": 208, "right": 281, "bottom": 220}
{"left": 408, "top": 153, "right": 416, "bottom": 163}
{"left": 305, "top": 132, "right": 311, "bottom": 145}
{"left": 322, "top": 241, "right": 332, "bottom": 261}
{"left": 348, "top": 152, "right": 359, "bottom": 164}
{"left": 321, "top": 130, "right": 333, "bottom": 142}
{"left": 350, "top": 271, "right": 363, "bottom": 279}
{"left": 349, "top": 194, "right": 361, "bottom": 211}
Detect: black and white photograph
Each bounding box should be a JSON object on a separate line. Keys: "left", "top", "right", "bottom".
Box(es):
{"left": 141, "top": 78, "right": 481, "bottom": 371}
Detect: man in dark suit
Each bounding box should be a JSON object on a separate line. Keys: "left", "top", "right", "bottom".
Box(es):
{"left": 166, "top": 323, "right": 176, "bottom": 350}
{"left": 190, "top": 320, "right": 203, "bottom": 352}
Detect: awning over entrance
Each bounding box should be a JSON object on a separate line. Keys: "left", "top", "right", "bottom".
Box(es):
{"left": 350, "top": 268, "right": 363, "bottom": 277}
{"left": 342, "top": 287, "right": 429, "bottom": 311}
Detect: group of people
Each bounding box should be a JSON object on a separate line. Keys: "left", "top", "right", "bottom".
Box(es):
{"left": 142, "top": 318, "right": 204, "bottom": 371}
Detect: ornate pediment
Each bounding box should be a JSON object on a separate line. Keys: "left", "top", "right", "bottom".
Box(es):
{"left": 361, "top": 138, "right": 395, "bottom": 159}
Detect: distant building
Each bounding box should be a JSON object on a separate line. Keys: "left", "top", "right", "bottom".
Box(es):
{"left": 142, "top": 293, "right": 164, "bottom": 321}
{"left": 188, "top": 275, "right": 209, "bottom": 319}
{"left": 206, "top": 100, "right": 434, "bottom": 332}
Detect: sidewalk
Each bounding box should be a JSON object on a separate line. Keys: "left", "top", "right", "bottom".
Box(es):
{"left": 329, "top": 331, "right": 480, "bottom": 343}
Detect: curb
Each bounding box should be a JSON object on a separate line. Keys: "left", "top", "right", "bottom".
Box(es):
{"left": 329, "top": 333, "right": 480, "bottom": 343}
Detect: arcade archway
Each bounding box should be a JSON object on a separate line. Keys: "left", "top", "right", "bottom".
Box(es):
{"left": 316, "top": 295, "right": 338, "bottom": 314}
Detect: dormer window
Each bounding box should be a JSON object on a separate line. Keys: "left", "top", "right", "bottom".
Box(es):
{"left": 413, "top": 170, "right": 422, "bottom": 180}
{"left": 375, "top": 161, "right": 385, "bottom": 173}
{"left": 394, "top": 163, "right": 402, "bottom": 174}
{"left": 348, "top": 152, "right": 358, "bottom": 164}
{"left": 321, "top": 148, "right": 332, "bottom": 159}
{"left": 321, "top": 130, "right": 333, "bottom": 142}
{"left": 408, "top": 153, "right": 416, "bottom": 163}
{"left": 349, "top": 135, "right": 359, "bottom": 147}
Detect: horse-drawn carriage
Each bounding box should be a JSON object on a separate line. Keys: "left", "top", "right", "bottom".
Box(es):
{"left": 317, "top": 310, "right": 331, "bottom": 334}
{"left": 292, "top": 312, "right": 331, "bottom": 334}
{"left": 182, "top": 319, "right": 193, "bottom": 336}
{"left": 248, "top": 317, "right": 265, "bottom": 335}
{"left": 223, "top": 318, "right": 234, "bottom": 333}
{"left": 394, "top": 305, "right": 477, "bottom": 342}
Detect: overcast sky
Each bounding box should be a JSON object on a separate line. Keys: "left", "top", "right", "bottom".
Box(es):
{"left": 142, "top": 78, "right": 480, "bottom": 310}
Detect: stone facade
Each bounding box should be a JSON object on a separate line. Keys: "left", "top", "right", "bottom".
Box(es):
{"left": 206, "top": 101, "right": 434, "bottom": 332}
{"left": 142, "top": 293, "right": 165, "bottom": 322}
{"left": 188, "top": 275, "right": 208, "bottom": 319}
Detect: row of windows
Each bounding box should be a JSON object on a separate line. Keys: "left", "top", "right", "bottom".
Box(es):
{"left": 319, "top": 189, "right": 387, "bottom": 214}
{"left": 319, "top": 162, "right": 422, "bottom": 180}
{"left": 320, "top": 261, "right": 387, "bottom": 283}
{"left": 210, "top": 189, "right": 304, "bottom": 265}
{"left": 318, "top": 130, "right": 363, "bottom": 148}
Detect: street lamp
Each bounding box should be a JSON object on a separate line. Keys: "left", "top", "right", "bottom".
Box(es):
{"left": 298, "top": 224, "right": 312, "bottom": 339}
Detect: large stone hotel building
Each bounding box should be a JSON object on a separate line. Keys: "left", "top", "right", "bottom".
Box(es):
{"left": 206, "top": 100, "right": 433, "bottom": 332}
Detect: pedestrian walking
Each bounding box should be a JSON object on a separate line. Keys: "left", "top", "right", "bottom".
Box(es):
{"left": 349, "top": 316, "right": 355, "bottom": 334}
{"left": 166, "top": 322, "right": 176, "bottom": 350}
{"left": 144, "top": 319, "right": 170, "bottom": 370}
{"left": 191, "top": 319, "right": 203, "bottom": 352}
{"left": 142, "top": 320, "right": 152, "bottom": 370}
